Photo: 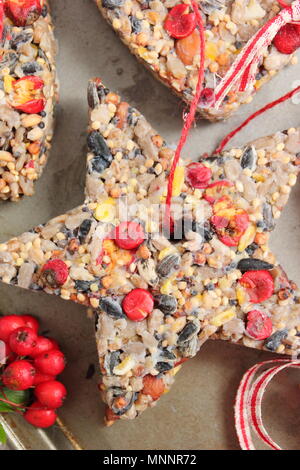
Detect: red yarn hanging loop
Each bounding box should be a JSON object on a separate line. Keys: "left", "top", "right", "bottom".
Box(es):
{"left": 214, "top": 85, "right": 300, "bottom": 154}
{"left": 211, "top": 0, "right": 300, "bottom": 109}
{"left": 164, "top": 0, "right": 205, "bottom": 230}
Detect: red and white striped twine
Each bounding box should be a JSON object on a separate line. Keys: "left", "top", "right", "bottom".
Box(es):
{"left": 210, "top": 0, "right": 300, "bottom": 109}
{"left": 235, "top": 359, "right": 300, "bottom": 450}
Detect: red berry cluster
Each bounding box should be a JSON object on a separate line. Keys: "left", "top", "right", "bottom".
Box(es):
{"left": 0, "top": 314, "right": 67, "bottom": 429}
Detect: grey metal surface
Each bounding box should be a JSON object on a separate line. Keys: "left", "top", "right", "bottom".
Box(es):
{"left": 0, "top": 0, "right": 299, "bottom": 450}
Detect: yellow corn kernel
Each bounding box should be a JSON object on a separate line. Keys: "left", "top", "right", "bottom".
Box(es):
{"left": 211, "top": 309, "right": 235, "bottom": 327}
{"left": 168, "top": 364, "right": 182, "bottom": 377}
{"left": 252, "top": 173, "right": 265, "bottom": 182}
{"left": 94, "top": 198, "right": 116, "bottom": 222}
{"left": 161, "top": 277, "right": 174, "bottom": 295}
{"left": 238, "top": 224, "right": 256, "bottom": 252}
{"left": 205, "top": 42, "right": 218, "bottom": 61}
{"left": 172, "top": 166, "right": 185, "bottom": 197}
{"left": 113, "top": 355, "right": 135, "bottom": 376}
{"left": 236, "top": 286, "right": 246, "bottom": 306}
{"left": 4, "top": 75, "right": 15, "bottom": 93}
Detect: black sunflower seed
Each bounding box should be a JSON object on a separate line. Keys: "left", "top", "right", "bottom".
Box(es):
{"left": 87, "top": 81, "right": 99, "bottom": 109}
{"left": 156, "top": 362, "right": 173, "bottom": 373}
{"left": 99, "top": 297, "right": 125, "bottom": 319}
{"left": 262, "top": 203, "right": 275, "bottom": 231}
{"left": 75, "top": 280, "right": 92, "bottom": 292}
{"left": 156, "top": 254, "right": 180, "bottom": 278}
{"left": 22, "top": 61, "right": 42, "bottom": 75}
{"left": 178, "top": 322, "right": 198, "bottom": 344}
{"left": 264, "top": 329, "right": 288, "bottom": 351}
{"left": 237, "top": 258, "right": 274, "bottom": 272}
{"left": 154, "top": 294, "right": 177, "bottom": 315}
{"left": 159, "top": 349, "right": 176, "bottom": 361}
{"left": 241, "top": 146, "right": 257, "bottom": 170}
{"left": 130, "top": 16, "right": 142, "bottom": 33}
{"left": 87, "top": 131, "right": 112, "bottom": 159}
{"left": 102, "top": 0, "right": 124, "bottom": 8}
{"left": 78, "top": 219, "right": 92, "bottom": 243}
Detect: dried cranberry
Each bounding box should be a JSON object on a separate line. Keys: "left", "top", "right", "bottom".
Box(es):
{"left": 186, "top": 163, "right": 212, "bottom": 189}
{"left": 246, "top": 310, "right": 273, "bottom": 340}
{"left": 164, "top": 4, "right": 196, "bottom": 39}
{"left": 41, "top": 259, "right": 69, "bottom": 288}
{"left": 114, "top": 221, "right": 145, "bottom": 250}
{"left": 122, "top": 288, "right": 154, "bottom": 321}
{"left": 273, "top": 23, "right": 300, "bottom": 55}
{"left": 11, "top": 76, "right": 45, "bottom": 114}
{"left": 199, "top": 88, "right": 215, "bottom": 107}
{"left": 239, "top": 270, "right": 274, "bottom": 303}
{"left": 5, "top": 0, "right": 42, "bottom": 27}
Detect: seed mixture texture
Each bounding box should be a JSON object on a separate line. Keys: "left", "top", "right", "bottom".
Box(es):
{"left": 0, "top": 79, "right": 299, "bottom": 424}
{"left": 95, "top": 0, "right": 298, "bottom": 121}
{"left": 0, "top": 0, "right": 57, "bottom": 201}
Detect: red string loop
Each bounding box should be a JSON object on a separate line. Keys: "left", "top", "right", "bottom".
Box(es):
{"left": 164, "top": 0, "right": 205, "bottom": 229}
{"left": 214, "top": 85, "right": 300, "bottom": 154}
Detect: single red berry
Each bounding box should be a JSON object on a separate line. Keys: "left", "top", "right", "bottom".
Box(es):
{"left": 114, "top": 221, "right": 145, "bottom": 250}
{"left": 0, "top": 315, "right": 26, "bottom": 342}
{"left": 122, "top": 288, "right": 154, "bottom": 321}
{"left": 239, "top": 270, "right": 274, "bottom": 303}
{"left": 41, "top": 259, "right": 69, "bottom": 288}
{"left": 29, "top": 336, "right": 55, "bottom": 358}
{"left": 4, "top": 0, "right": 42, "bottom": 27}
{"left": 199, "top": 88, "right": 215, "bottom": 107}
{"left": 34, "top": 349, "right": 66, "bottom": 375}
{"left": 24, "top": 401, "right": 57, "bottom": 428}
{"left": 33, "top": 372, "right": 56, "bottom": 386}
{"left": 273, "top": 23, "right": 300, "bottom": 55}
{"left": 186, "top": 163, "right": 212, "bottom": 189}
{"left": 2, "top": 360, "right": 35, "bottom": 390}
{"left": 21, "top": 315, "right": 39, "bottom": 333}
{"left": 164, "top": 4, "right": 196, "bottom": 39}
{"left": 9, "top": 327, "right": 37, "bottom": 356}
{"left": 246, "top": 310, "right": 273, "bottom": 340}
{"left": 35, "top": 380, "right": 67, "bottom": 409}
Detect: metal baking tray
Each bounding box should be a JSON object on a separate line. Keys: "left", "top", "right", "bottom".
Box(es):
{"left": 0, "top": 0, "right": 300, "bottom": 450}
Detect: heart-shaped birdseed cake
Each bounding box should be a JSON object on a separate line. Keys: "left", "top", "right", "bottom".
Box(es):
{"left": 95, "top": 0, "right": 299, "bottom": 121}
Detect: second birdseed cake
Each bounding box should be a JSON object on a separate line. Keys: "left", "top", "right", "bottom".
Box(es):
{"left": 0, "top": 79, "right": 299, "bottom": 423}
{"left": 0, "top": 0, "right": 57, "bottom": 201}
{"left": 95, "top": 0, "right": 299, "bottom": 121}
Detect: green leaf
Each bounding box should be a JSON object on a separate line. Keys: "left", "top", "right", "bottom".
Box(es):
{"left": 0, "top": 423, "right": 7, "bottom": 445}
{"left": 0, "top": 388, "right": 30, "bottom": 406}
{"left": 0, "top": 387, "right": 30, "bottom": 413}
{"left": 0, "top": 402, "right": 14, "bottom": 413}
